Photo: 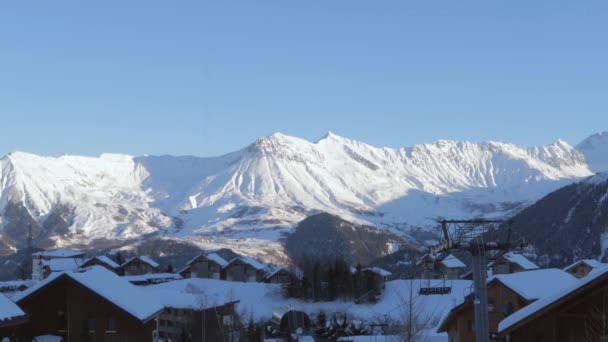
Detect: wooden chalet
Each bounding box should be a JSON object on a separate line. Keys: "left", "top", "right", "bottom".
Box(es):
{"left": 263, "top": 266, "right": 303, "bottom": 284}
{"left": 182, "top": 252, "right": 229, "bottom": 280}
{"left": 0, "top": 293, "right": 27, "bottom": 340}
{"left": 32, "top": 249, "right": 86, "bottom": 281}
{"left": 489, "top": 252, "right": 538, "bottom": 275}
{"left": 353, "top": 267, "right": 393, "bottom": 303}
{"left": 78, "top": 255, "right": 121, "bottom": 274}
{"left": 498, "top": 266, "right": 608, "bottom": 341}
{"left": 12, "top": 266, "right": 165, "bottom": 341}
{"left": 418, "top": 253, "right": 466, "bottom": 280}
{"left": 563, "top": 259, "right": 606, "bottom": 279}
{"left": 152, "top": 289, "right": 239, "bottom": 342}
{"left": 121, "top": 255, "right": 160, "bottom": 276}
{"left": 224, "top": 256, "right": 267, "bottom": 282}
{"left": 438, "top": 269, "right": 577, "bottom": 342}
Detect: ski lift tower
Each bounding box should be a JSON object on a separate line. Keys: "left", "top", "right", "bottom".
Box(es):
{"left": 429, "top": 219, "right": 524, "bottom": 342}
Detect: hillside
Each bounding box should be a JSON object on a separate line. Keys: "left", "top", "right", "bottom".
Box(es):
{"left": 505, "top": 172, "right": 608, "bottom": 267}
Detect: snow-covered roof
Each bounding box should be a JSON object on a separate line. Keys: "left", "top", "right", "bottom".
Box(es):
{"left": 490, "top": 268, "right": 577, "bottom": 302}
{"left": 142, "top": 289, "right": 206, "bottom": 310}
{"left": 563, "top": 259, "right": 607, "bottom": 272}
{"left": 122, "top": 273, "right": 182, "bottom": 284}
{"left": 362, "top": 267, "right": 392, "bottom": 277}
{"left": 15, "top": 266, "right": 164, "bottom": 322}
{"left": 33, "top": 249, "right": 85, "bottom": 258}
{"left": 227, "top": 256, "right": 266, "bottom": 271}
{"left": 42, "top": 258, "right": 82, "bottom": 272}
{"left": 497, "top": 252, "right": 539, "bottom": 270}
{"left": 80, "top": 256, "right": 120, "bottom": 269}
{"left": 264, "top": 266, "right": 304, "bottom": 280}
{"left": 186, "top": 252, "right": 229, "bottom": 268}
{"left": 206, "top": 253, "right": 229, "bottom": 268}
{"left": 0, "top": 292, "right": 25, "bottom": 324}
{"left": 498, "top": 266, "right": 608, "bottom": 334}
{"left": 0, "top": 280, "right": 33, "bottom": 291}
{"left": 440, "top": 254, "right": 466, "bottom": 269}
{"left": 122, "top": 256, "right": 160, "bottom": 269}
{"left": 438, "top": 269, "right": 576, "bottom": 333}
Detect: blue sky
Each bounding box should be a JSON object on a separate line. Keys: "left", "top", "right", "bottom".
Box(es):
{"left": 0, "top": 1, "right": 606, "bottom": 157}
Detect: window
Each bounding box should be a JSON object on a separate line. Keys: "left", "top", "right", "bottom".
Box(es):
{"left": 106, "top": 317, "right": 117, "bottom": 332}
{"left": 223, "top": 315, "right": 234, "bottom": 326}
{"left": 86, "top": 318, "right": 96, "bottom": 332}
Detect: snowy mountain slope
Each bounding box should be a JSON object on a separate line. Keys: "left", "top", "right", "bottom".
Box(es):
{"left": 504, "top": 172, "right": 608, "bottom": 267}
{"left": 577, "top": 131, "right": 608, "bottom": 172}
{"left": 0, "top": 132, "right": 596, "bottom": 254}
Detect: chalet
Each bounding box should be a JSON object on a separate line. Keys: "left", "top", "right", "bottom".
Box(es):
{"left": 13, "top": 266, "right": 165, "bottom": 341}
{"left": 563, "top": 259, "right": 606, "bottom": 278}
{"left": 418, "top": 253, "right": 466, "bottom": 280}
{"left": 146, "top": 287, "right": 239, "bottom": 341}
{"left": 182, "top": 252, "right": 229, "bottom": 279}
{"left": 224, "top": 256, "right": 267, "bottom": 282}
{"left": 32, "top": 249, "right": 86, "bottom": 281}
{"left": 77, "top": 255, "right": 121, "bottom": 273}
{"left": 498, "top": 267, "right": 608, "bottom": 341}
{"left": 437, "top": 269, "right": 576, "bottom": 342}
{"left": 145, "top": 280, "right": 242, "bottom": 342}
{"left": 0, "top": 293, "right": 27, "bottom": 340}
{"left": 121, "top": 255, "right": 160, "bottom": 276}
{"left": 39, "top": 258, "right": 83, "bottom": 280}
{"left": 263, "top": 266, "right": 303, "bottom": 284}
{"left": 489, "top": 252, "right": 538, "bottom": 275}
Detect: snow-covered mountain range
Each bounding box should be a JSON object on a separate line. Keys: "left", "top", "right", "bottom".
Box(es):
{"left": 0, "top": 131, "right": 605, "bottom": 254}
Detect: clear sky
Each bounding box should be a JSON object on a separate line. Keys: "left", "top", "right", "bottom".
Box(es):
{"left": 0, "top": 1, "right": 606, "bottom": 157}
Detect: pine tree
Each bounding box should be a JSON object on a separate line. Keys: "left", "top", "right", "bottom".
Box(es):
{"left": 314, "top": 310, "right": 328, "bottom": 339}
{"left": 15, "top": 223, "right": 33, "bottom": 280}
{"left": 114, "top": 251, "right": 125, "bottom": 265}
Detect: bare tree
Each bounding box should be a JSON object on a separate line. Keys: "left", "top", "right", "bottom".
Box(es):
{"left": 394, "top": 278, "right": 434, "bottom": 342}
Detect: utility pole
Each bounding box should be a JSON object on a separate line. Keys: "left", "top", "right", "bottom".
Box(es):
{"left": 430, "top": 219, "right": 523, "bottom": 342}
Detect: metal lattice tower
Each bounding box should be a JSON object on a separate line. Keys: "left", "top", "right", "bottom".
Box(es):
{"left": 430, "top": 219, "right": 525, "bottom": 342}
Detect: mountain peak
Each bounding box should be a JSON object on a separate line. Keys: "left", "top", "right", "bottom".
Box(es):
{"left": 577, "top": 131, "right": 608, "bottom": 172}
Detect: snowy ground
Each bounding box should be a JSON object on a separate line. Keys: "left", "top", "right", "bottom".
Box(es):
{"left": 146, "top": 278, "right": 471, "bottom": 338}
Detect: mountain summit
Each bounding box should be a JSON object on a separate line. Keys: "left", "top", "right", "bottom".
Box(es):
{"left": 0, "top": 132, "right": 598, "bottom": 254}
{"left": 577, "top": 131, "right": 608, "bottom": 172}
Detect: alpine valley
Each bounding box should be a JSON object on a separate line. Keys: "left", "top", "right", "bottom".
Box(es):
{"left": 1, "top": 131, "right": 607, "bottom": 265}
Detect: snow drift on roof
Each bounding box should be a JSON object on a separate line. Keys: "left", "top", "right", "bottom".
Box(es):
{"left": 123, "top": 256, "right": 159, "bottom": 269}
{"left": 43, "top": 258, "right": 82, "bottom": 272}
{"left": 15, "top": 266, "right": 164, "bottom": 321}
{"left": 490, "top": 268, "right": 577, "bottom": 302}
{"left": 206, "top": 253, "right": 229, "bottom": 268}
{"left": 363, "top": 267, "right": 392, "bottom": 277}
{"left": 498, "top": 267, "right": 608, "bottom": 333}
{"left": 441, "top": 254, "right": 466, "bottom": 269}
{"left": 563, "top": 259, "right": 607, "bottom": 272}
{"left": 122, "top": 273, "right": 182, "bottom": 283}
{"left": 228, "top": 256, "right": 266, "bottom": 271}
{"left": 85, "top": 256, "right": 120, "bottom": 269}
{"left": 501, "top": 252, "right": 539, "bottom": 270}
{"left": 0, "top": 292, "right": 25, "bottom": 322}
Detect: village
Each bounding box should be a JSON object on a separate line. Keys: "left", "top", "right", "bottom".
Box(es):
{"left": 1, "top": 246, "right": 607, "bottom": 341}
